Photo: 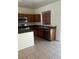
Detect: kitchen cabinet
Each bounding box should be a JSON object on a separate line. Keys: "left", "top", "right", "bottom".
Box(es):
{"left": 26, "top": 14, "right": 34, "bottom": 22}
{"left": 32, "top": 26, "right": 56, "bottom": 41}
{"left": 35, "top": 28, "right": 44, "bottom": 38}
{"left": 32, "top": 28, "right": 44, "bottom": 38}
{"left": 34, "top": 14, "right": 41, "bottom": 22}
{"left": 42, "top": 11, "right": 51, "bottom": 25}
{"left": 18, "top": 14, "right": 41, "bottom": 22}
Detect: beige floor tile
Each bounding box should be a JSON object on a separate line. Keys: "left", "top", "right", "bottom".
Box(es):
{"left": 18, "top": 36, "right": 61, "bottom": 59}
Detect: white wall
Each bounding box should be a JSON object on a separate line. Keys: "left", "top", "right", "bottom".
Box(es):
{"left": 18, "top": 7, "right": 35, "bottom": 14}
{"left": 35, "top": 1, "right": 61, "bottom": 41}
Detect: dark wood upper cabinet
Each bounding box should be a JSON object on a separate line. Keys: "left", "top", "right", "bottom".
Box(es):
{"left": 42, "top": 11, "right": 51, "bottom": 25}
{"left": 34, "top": 14, "right": 41, "bottom": 22}
{"left": 18, "top": 14, "right": 41, "bottom": 22}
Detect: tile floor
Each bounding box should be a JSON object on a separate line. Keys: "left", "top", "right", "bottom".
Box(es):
{"left": 18, "top": 37, "right": 61, "bottom": 59}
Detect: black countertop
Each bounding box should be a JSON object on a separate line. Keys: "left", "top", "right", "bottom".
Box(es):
{"left": 18, "top": 24, "right": 56, "bottom": 34}
{"left": 18, "top": 24, "right": 56, "bottom": 29}
{"left": 18, "top": 29, "right": 32, "bottom": 34}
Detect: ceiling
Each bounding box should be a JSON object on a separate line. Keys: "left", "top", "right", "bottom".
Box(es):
{"left": 18, "top": 0, "right": 59, "bottom": 9}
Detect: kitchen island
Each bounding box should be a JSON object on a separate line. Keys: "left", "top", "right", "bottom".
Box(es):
{"left": 18, "top": 31, "right": 34, "bottom": 51}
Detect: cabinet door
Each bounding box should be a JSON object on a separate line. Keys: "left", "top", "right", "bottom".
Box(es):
{"left": 26, "top": 14, "right": 34, "bottom": 22}
{"left": 34, "top": 14, "right": 41, "bottom": 22}
{"left": 37, "top": 29, "right": 44, "bottom": 38}
{"left": 33, "top": 28, "right": 44, "bottom": 38}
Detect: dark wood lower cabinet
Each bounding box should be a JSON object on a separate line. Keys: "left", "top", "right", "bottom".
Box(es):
{"left": 32, "top": 28, "right": 44, "bottom": 38}
{"left": 32, "top": 27, "right": 56, "bottom": 41}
